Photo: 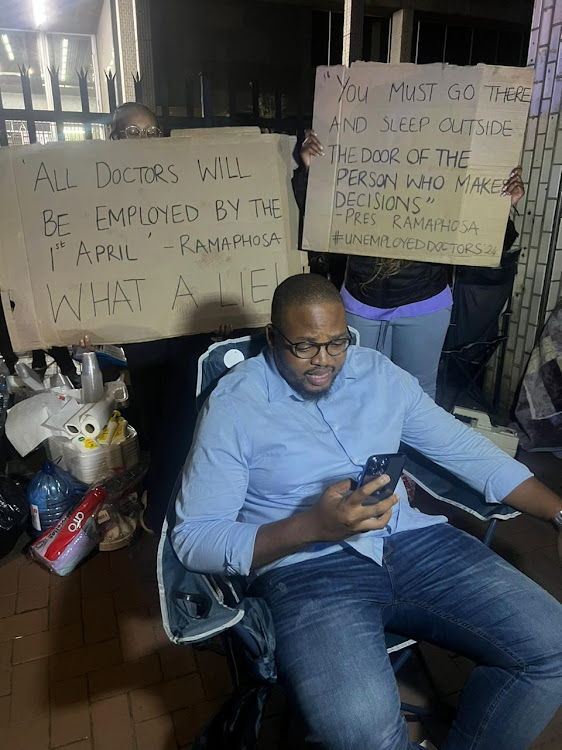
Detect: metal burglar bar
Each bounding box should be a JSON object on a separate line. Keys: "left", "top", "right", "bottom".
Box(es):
{"left": 0, "top": 67, "right": 310, "bottom": 147}
{"left": 0, "top": 67, "right": 114, "bottom": 146}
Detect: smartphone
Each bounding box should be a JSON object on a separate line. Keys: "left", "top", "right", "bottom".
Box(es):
{"left": 358, "top": 453, "right": 406, "bottom": 506}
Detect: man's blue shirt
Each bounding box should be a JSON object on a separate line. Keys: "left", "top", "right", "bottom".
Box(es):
{"left": 173, "top": 346, "right": 532, "bottom": 576}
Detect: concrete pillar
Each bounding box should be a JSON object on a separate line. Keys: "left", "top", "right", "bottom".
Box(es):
{"left": 110, "top": 0, "right": 155, "bottom": 109}
{"left": 499, "top": 0, "right": 562, "bottom": 408}
{"left": 113, "top": 0, "right": 139, "bottom": 103}
{"left": 390, "top": 9, "right": 414, "bottom": 64}
{"left": 342, "top": 0, "right": 365, "bottom": 66}
{"left": 135, "top": 0, "right": 156, "bottom": 111}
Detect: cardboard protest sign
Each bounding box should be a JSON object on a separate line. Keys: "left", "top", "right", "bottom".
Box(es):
{"left": 171, "top": 126, "right": 261, "bottom": 138}
{"left": 0, "top": 134, "right": 306, "bottom": 351}
{"left": 303, "top": 62, "right": 533, "bottom": 266}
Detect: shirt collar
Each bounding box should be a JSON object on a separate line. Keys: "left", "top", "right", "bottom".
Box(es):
{"left": 264, "top": 346, "right": 358, "bottom": 403}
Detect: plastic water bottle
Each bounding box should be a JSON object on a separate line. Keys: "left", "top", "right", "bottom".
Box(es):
{"left": 27, "top": 462, "right": 82, "bottom": 537}
{"left": 81, "top": 352, "right": 104, "bottom": 404}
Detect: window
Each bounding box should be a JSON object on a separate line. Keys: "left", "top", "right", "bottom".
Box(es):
{"left": 46, "top": 33, "right": 99, "bottom": 112}
{"left": 414, "top": 15, "right": 529, "bottom": 67}
{"left": 5, "top": 120, "right": 31, "bottom": 146}
{"left": 311, "top": 11, "right": 390, "bottom": 68}
{"left": 0, "top": 28, "right": 101, "bottom": 113}
{"left": 0, "top": 30, "right": 46, "bottom": 109}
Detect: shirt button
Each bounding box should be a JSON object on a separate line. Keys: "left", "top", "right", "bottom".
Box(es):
{"left": 333, "top": 425, "right": 339, "bottom": 431}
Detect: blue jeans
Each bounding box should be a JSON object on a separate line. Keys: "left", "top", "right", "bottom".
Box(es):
{"left": 251, "top": 524, "right": 562, "bottom": 750}
{"left": 346, "top": 307, "right": 452, "bottom": 400}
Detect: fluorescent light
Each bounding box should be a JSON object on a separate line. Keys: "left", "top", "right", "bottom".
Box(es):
{"left": 60, "top": 37, "right": 68, "bottom": 82}
{"left": 1, "top": 34, "right": 15, "bottom": 61}
{"left": 32, "top": 0, "right": 47, "bottom": 28}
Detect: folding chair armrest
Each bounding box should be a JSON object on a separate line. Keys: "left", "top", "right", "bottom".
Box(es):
{"left": 402, "top": 444, "right": 520, "bottom": 523}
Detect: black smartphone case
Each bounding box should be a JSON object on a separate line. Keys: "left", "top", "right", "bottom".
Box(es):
{"left": 360, "top": 453, "right": 406, "bottom": 506}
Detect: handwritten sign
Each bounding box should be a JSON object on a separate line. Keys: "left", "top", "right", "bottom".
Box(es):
{"left": 171, "top": 126, "right": 261, "bottom": 138}
{"left": 0, "top": 134, "right": 306, "bottom": 351}
{"left": 303, "top": 62, "right": 533, "bottom": 267}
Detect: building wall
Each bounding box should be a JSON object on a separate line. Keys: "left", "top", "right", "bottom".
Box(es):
{"left": 499, "top": 0, "right": 562, "bottom": 408}
{"left": 148, "top": 0, "right": 532, "bottom": 116}
{"left": 114, "top": 0, "right": 139, "bottom": 102}
{"left": 150, "top": 0, "right": 314, "bottom": 116}
{"left": 260, "top": 0, "right": 531, "bottom": 25}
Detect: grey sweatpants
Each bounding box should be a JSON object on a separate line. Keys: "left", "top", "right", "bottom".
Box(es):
{"left": 346, "top": 306, "right": 452, "bottom": 400}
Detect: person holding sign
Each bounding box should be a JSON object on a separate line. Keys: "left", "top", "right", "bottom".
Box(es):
{"left": 109, "top": 102, "right": 163, "bottom": 140}
{"left": 109, "top": 103, "right": 238, "bottom": 533}
{"left": 173, "top": 273, "right": 562, "bottom": 750}
{"left": 295, "top": 131, "right": 524, "bottom": 400}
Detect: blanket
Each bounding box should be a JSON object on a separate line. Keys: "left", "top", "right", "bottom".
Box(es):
{"left": 515, "top": 300, "right": 562, "bottom": 453}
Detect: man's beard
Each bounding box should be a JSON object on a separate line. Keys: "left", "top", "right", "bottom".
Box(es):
{"left": 293, "top": 381, "right": 334, "bottom": 402}
{"left": 282, "top": 366, "right": 336, "bottom": 401}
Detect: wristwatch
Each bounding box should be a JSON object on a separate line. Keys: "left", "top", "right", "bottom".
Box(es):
{"left": 551, "top": 510, "right": 562, "bottom": 530}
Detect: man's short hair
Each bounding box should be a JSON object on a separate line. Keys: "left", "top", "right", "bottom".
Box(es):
{"left": 271, "top": 273, "right": 343, "bottom": 327}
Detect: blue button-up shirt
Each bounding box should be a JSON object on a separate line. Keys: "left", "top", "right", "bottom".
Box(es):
{"left": 173, "top": 346, "right": 532, "bottom": 576}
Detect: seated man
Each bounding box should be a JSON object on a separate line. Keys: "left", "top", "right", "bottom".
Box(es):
{"left": 173, "top": 273, "right": 562, "bottom": 750}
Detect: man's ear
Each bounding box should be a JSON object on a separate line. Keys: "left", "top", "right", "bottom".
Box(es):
{"left": 265, "top": 324, "right": 274, "bottom": 347}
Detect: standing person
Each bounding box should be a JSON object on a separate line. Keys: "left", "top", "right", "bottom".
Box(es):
{"left": 111, "top": 104, "right": 236, "bottom": 532}
{"left": 110, "top": 103, "right": 210, "bottom": 532}
{"left": 109, "top": 102, "right": 163, "bottom": 141}
{"left": 294, "top": 131, "right": 525, "bottom": 400}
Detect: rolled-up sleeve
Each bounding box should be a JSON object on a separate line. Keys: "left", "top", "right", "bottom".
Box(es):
{"left": 172, "top": 395, "right": 260, "bottom": 576}
{"left": 396, "top": 366, "right": 533, "bottom": 502}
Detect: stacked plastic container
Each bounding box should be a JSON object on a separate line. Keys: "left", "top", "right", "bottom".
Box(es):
{"left": 47, "top": 428, "right": 139, "bottom": 485}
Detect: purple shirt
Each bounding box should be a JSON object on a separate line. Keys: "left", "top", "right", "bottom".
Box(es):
{"left": 341, "top": 285, "right": 453, "bottom": 321}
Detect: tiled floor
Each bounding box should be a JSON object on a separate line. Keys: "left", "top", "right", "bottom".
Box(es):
{"left": 0, "top": 448, "right": 560, "bottom": 749}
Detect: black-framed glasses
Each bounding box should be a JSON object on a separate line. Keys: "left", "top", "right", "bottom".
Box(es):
{"left": 270, "top": 324, "right": 352, "bottom": 360}
{"left": 118, "top": 125, "right": 162, "bottom": 139}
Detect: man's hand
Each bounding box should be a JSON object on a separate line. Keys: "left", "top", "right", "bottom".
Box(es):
{"left": 501, "top": 166, "right": 525, "bottom": 206}
{"left": 252, "top": 474, "right": 399, "bottom": 570}
{"left": 305, "top": 475, "right": 399, "bottom": 543}
{"left": 300, "top": 129, "right": 324, "bottom": 170}
{"left": 211, "top": 323, "right": 234, "bottom": 342}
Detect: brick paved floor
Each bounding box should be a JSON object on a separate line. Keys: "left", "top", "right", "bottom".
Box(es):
{"left": 0, "top": 448, "right": 560, "bottom": 749}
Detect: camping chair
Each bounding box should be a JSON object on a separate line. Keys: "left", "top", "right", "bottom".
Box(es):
{"left": 157, "top": 332, "right": 519, "bottom": 748}
{"left": 439, "top": 250, "right": 520, "bottom": 414}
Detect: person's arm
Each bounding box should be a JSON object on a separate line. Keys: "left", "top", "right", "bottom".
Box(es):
{"left": 503, "top": 477, "right": 562, "bottom": 520}
{"left": 299, "top": 130, "right": 324, "bottom": 169}
{"left": 502, "top": 166, "right": 524, "bottom": 254}
{"left": 396, "top": 364, "right": 562, "bottom": 544}
{"left": 292, "top": 130, "right": 323, "bottom": 213}
{"left": 172, "top": 396, "right": 258, "bottom": 576}
{"left": 504, "top": 477, "right": 562, "bottom": 558}
{"left": 396, "top": 361, "right": 536, "bottom": 504}
{"left": 292, "top": 130, "right": 330, "bottom": 276}
{"left": 252, "top": 476, "right": 399, "bottom": 570}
